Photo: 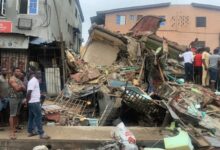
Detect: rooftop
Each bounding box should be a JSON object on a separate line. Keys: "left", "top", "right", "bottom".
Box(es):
{"left": 96, "top": 2, "right": 220, "bottom": 15}
{"left": 97, "top": 3, "right": 171, "bottom": 14}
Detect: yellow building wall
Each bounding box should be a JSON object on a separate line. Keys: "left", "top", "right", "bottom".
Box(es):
{"left": 104, "top": 5, "right": 220, "bottom": 50}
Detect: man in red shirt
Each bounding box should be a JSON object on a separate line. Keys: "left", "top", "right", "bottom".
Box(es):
{"left": 194, "top": 49, "right": 203, "bottom": 84}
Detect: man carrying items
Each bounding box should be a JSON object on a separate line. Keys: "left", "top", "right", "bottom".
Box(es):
{"left": 179, "top": 48, "right": 194, "bottom": 82}
{"left": 209, "top": 49, "right": 220, "bottom": 91}
{"left": 26, "top": 67, "right": 50, "bottom": 139}
{"left": 8, "top": 68, "right": 26, "bottom": 139}
{"left": 202, "top": 47, "right": 210, "bottom": 87}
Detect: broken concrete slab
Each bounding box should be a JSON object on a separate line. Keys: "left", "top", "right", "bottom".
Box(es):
{"left": 82, "top": 25, "right": 127, "bottom": 66}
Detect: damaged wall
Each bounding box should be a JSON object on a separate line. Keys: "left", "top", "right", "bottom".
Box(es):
{"left": 82, "top": 26, "right": 127, "bottom": 66}
{"left": 83, "top": 41, "right": 120, "bottom": 66}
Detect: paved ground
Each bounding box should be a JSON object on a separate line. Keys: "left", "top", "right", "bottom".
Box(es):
{"left": 0, "top": 126, "right": 167, "bottom": 149}
{"left": 0, "top": 126, "right": 166, "bottom": 140}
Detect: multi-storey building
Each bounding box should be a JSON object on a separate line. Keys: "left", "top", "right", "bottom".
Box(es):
{"left": 0, "top": 0, "right": 84, "bottom": 95}
{"left": 92, "top": 3, "right": 220, "bottom": 50}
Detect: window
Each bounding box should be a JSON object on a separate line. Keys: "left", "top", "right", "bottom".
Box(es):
{"left": 116, "top": 15, "right": 126, "bottom": 25}
{"left": 75, "top": 8, "right": 78, "bottom": 18}
{"left": 159, "top": 16, "right": 166, "bottom": 27}
{"left": 18, "top": 0, "right": 38, "bottom": 15}
{"left": 137, "top": 15, "right": 143, "bottom": 20}
{"left": 29, "top": 0, "right": 38, "bottom": 14}
{"left": 196, "top": 17, "right": 206, "bottom": 27}
{"left": 129, "top": 15, "right": 137, "bottom": 22}
{"left": 0, "top": 0, "right": 6, "bottom": 16}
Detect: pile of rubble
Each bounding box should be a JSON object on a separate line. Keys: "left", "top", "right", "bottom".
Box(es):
{"left": 42, "top": 16, "right": 220, "bottom": 149}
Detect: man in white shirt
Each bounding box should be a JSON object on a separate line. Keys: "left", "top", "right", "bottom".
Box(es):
{"left": 26, "top": 68, "right": 50, "bottom": 139}
{"left": 179, "top": 48, "right": 194, "bottom": 82}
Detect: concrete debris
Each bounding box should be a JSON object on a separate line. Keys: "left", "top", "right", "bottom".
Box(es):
{"left": 41, "top": 16, "right": 220, "bottom": 149}
{"left": 82, "top": 25, "right": 127, "bottom": 66}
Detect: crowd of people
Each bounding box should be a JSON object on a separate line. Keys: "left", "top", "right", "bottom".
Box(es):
{"left": 0, "top": 67, "right": 50, "bottom": 140}
{"left": 179, "top": 46, "right": 220, "bottom": 91}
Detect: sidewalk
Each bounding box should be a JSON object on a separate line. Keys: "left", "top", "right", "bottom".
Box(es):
{"left": 0, "top": 126, "right": 167, "bottom": 149}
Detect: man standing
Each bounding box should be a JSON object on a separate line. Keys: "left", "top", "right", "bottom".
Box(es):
{"left": 194, "top": 50, "right": 203, "bottom": 84}
{"left": 179, "top": 48, "right": 194, "bottom": 82}
{"left": 0, "top": 68, "right": 9, "bottom": 111}
{"left": 0, "top": 68, "right": 9, "bottom": 129}
{"left": 202, "top": 47, "right": 210, "bottom": 87}
{"left": 8, "top": 68, "right": 26, "bottom": 139}
{"left": 26, "top": 68, "right": 50, "bottom": 139}
{"left": 209, "top": 49, "right": 220, "bottom": 91}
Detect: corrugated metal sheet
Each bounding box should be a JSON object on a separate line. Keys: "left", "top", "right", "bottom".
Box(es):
{"left": 45, "top": 68, "right": 61, "bottom": 96}
{"left": 130, "top": 16, "right": 162, "bottom": 36}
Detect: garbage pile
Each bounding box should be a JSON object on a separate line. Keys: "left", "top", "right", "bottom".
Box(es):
{"left": 41, "top": 16, "right": 220, "bottom": 149}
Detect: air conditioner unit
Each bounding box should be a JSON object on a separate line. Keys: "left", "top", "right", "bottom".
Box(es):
{"left": 18, "top": 18, "right": 32, "bottom": 30}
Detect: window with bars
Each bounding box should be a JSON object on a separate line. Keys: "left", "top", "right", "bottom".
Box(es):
{"left": 196, "top": 17, "right": 206, "bottom": 27}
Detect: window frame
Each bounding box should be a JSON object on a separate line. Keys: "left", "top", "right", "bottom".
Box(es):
{"left": 75, "top": 8, "right": 78, "bottom": 18}
{"left": 28, "top": 0, "right": 39, "bottom": 15}
{"left": 116, "top": 15, "right": 126, "bottom": 25}
{"left": 129, "top": 15, "right": 137, "bottom": 22}
{"left": 137, "top": 15, "right": 143, "bottom": 21}
{"left": 17, "top": 0, "right": 39, "bottom": 15}
{"left": 196, "top": 16, "right": 206, "bottom": 28}
{"left": 0, "top": 0, "right": 6, "bottom": 17}
{"left": 159, "top": 16, "right": 166, "bottom": 27}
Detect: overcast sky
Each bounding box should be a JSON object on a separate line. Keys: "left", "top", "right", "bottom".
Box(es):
{"left": 79, "top": 0, "right": 220, "bottom": 43}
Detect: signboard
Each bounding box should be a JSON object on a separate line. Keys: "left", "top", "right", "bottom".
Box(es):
{"left": 0, "top": 21, "right": 12, "bottom": 33}
{"left": 0, "top": 34, "right": 29, "bottom": 49}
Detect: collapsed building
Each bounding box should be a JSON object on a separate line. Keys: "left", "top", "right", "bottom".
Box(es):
{"left": 40, "top": 16, "right": 220, "bottom": 149}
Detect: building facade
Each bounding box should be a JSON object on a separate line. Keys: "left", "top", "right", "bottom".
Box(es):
{"left": 0, "top": 0, "right": 84, "bottom": 95}
{"left": 91, "top": 3, "right": 220, "bottom": 50}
